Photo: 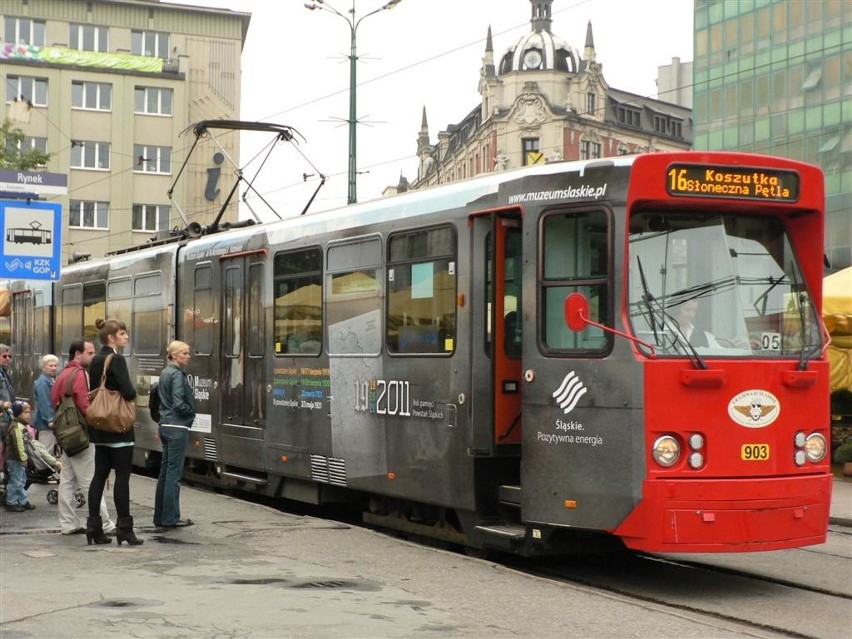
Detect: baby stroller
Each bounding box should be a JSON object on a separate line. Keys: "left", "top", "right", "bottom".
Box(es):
{"left": 23, "top": 431, "right": 85, "bottom": 507}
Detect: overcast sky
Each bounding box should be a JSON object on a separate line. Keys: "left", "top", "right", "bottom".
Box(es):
{"left": 170, "top": 0, "right": 694, "bottom": 218}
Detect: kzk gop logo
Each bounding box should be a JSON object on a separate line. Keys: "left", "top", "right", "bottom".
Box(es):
{"left": 728, "top": 389, "right": 780, "bottom": 428}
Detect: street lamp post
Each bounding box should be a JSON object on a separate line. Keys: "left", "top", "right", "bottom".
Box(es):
{"left": 305, "top": 0, "right": 401, "bottom": 205}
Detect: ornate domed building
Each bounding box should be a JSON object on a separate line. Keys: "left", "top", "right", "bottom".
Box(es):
{"left": 412, "top": 0, "right": 691, "bottom": 190}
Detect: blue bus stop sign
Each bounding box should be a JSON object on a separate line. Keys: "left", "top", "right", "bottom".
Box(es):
{"left": 0, "top": 199, "right": 62, "bottom": 281}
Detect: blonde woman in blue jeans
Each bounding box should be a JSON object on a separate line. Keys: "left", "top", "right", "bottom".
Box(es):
{"left": 153, "top": 341, "right": 196, "bottom": 530}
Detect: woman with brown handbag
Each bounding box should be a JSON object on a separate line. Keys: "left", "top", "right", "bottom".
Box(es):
{"left": 87, "top": 318, "right": 142, "bottom": 546}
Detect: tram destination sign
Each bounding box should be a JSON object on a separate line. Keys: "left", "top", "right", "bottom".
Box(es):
{"left": 666, "top": 164, "right": 799, "bottom": 202}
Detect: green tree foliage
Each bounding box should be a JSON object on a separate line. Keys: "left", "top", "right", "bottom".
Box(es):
{"left": 0, "top": 118, "right": 51, "bottom": 170}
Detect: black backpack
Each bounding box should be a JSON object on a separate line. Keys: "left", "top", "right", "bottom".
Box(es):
{"left": 149, "top": 383, "right": 161, "bottom": 423}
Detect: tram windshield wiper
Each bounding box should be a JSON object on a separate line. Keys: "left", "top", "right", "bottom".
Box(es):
{"left": 636, "top": 257, "right": 661, "bottom": 345}
{"left": 666, "top": 276, "right": 738, "bottom": 308}
{"left": 791, "top": 269, "right": 812, "bottom": 371}
{"left": 634, "top": 257, "right": 707, "bottom": 370}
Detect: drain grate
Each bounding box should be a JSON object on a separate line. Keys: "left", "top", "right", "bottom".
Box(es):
{"left": 294, "top": 580, "right": 349, "bottom": 589}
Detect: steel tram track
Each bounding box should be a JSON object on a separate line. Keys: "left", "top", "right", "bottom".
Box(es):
{"left": 500, "top": 540, "right": 851, "bottom": 639}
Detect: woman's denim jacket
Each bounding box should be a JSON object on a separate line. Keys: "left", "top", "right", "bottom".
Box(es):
{"left": 158, "top": 363, "right": 196, "bottom": 427}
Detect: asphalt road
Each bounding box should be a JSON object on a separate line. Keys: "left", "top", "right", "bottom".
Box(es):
{"left": 0, "top": 475, "right": 803, "bottom": 639}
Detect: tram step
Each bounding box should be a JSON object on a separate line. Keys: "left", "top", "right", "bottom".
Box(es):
{"left": 474, "top": 523, "right": 526, "bottom": 541}
{"left": 498, "top": 484, "right": 522, "bottom": 506}
{"left": 221, "top": 470, "right": 269, "bottom": 486}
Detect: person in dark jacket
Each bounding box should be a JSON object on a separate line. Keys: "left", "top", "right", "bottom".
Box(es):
{"left": 87, "top": 319, "right": 142, "bottom": 546}
{"left": 153, "top": 340, "right": 196, "bottom": 530}
{"left": 0, "top": 344, "right": 15, "bottom": 489}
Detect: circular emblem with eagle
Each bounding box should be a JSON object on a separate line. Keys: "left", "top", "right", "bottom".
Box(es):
{"left": 727, "top": 389, "right": 780, "bottom": 428}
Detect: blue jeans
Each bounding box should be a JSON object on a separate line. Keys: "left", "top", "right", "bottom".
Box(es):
{"left": 153, "top": 426, "right": 189, "bottom": 526}
{"left": 6, "top": 460, "right": 27, "bottom": 506}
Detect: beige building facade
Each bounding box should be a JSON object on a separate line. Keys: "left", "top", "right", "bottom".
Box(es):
{"left": 412, "top": 0, "right": 691, "bottom": 190}
{"left": 1, "top": 0, "right": 249, "bottom": 262}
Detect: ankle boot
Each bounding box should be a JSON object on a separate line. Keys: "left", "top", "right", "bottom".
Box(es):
{"left": 86, "top": 516, "right": 112, "bottom": 546}
{"left": 116, "top": 516, "right": 144, "bottom": 546}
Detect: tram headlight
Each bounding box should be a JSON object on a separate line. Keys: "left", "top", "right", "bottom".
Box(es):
{"left": 794, "top": 431, "right": 806, "bottom": 448}
{"left": 652, "top": 435, "right": 680, "bottom": 467}
{"left": 794, "top": 450, "right": 807, "bottom": 466}
{"left": 804, "top": 433, "right": 827, "bottom": 463}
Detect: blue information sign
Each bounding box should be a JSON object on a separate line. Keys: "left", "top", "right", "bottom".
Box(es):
{"left": 0, "top": 199, "right": 62, "bottom": 281}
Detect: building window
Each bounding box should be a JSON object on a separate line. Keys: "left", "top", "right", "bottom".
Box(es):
{"left": 586, "top": 92, "right": 597, "bottom": 115}
{"left": 4, "top": 17, "right": 45, "bottom": 46}
{"left": 131, "top": 30, "right": 170, "bottom": 58}
{"left": 132, "top": 204, "right": 169, "bottom": 232}
{"left": 134, "top": 144, "right": 171, "bottom": 174}
{"left": 71, "top": 81, "right": 112, "bottom": 111}
{"left": 69, "top": 200, "right": 109, "bottom": 229}
{"left": 802, "top": 67, "right": 822, "bottom": 91}
{"left": 6, "top": 75, "right": 48, "bottom": 106}
{"left": 522, "top": 137, "right": 541, "bottom": 165}
{"left": 69, "top": 24, "right": 108, "bottom": 52}
{"left": 617, "top": 106, "right": 641, "bottom": 127}
{"left": 580, "top": 140, "right": 601, "bottom": 160}
{"left": 670, "top": 120, "right": 683, "bottom": 138}
{"left": 8, "top": 136, "right": 47, "bottom": 154}
{"left": 70, "top": 141, "right": 110, "bottom": 170}
{"left": 654, "top": 115, "right": 668, "bottom": 134}
{"left": 134, "top": 87, "right": 173, "bottom": 116}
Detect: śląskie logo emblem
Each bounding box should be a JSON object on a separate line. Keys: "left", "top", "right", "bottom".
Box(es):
{"left": 552, "top": 371, "right": 587, "bottom": 415}
{"left": 728, "top": 389, "right": 780, "bottom": 428}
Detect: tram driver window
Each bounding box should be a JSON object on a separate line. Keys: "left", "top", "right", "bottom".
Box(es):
{"left": 541, "top": 210, "right": 609, "bottom": 352}
{"left": 387, "top": 226, "right": 457, "bottom": 355}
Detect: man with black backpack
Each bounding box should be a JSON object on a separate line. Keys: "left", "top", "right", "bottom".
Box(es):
{"left": 51, "top": 340, "right": 116, "bottom": 537}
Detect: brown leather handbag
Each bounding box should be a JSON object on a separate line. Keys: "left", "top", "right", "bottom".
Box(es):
{"left": 87, "top": 354, "right": 136, "bottom": 433}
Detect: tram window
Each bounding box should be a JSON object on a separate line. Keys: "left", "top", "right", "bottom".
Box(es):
{"left": 273, "top": 247, "right": 322, "bottom": 356}
{"left": 107, "top": 278, "right": 131, "bottom": 349}
{"left": 133, "top": 274, "right": 162, "bottom": 355}
{"left": 12, "top": 292, "right": 32, "bottom": 360}
{"left": 328, "top": 238, "right": 381, "bottom": 356}
{"left": 387, "top": 226, "right": 457, "bottom": 355}
{"left": 247, "top": 264, "right": 264, "bottom": 357}
{"left": 192, "top": 265, "right": 213, "bottom": 356}
{"left": 33, "top": 290, "right": 46, "bottom": 357}
{"left": 223, "top": 267, "right": 242, "bottom": 359}
{"left": 59, "top": 285, "right": 83, "bottom": 351}
{"left": 504, "top": 227, "right": 523, "bottom": 357}
{"left": 541, "top": 210, "right": 610, "bottom": 353}
{"left": 83, "top": 282, "right": 105, "bottom": 345}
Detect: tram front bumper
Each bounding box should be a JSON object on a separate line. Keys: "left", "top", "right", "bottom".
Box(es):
{"left": 612, "top": 474, "right": 832, "bottom": 553}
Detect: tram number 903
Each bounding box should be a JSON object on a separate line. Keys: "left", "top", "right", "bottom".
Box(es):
{"left": 741, "top": 444, "right": 770, "bottom": 461}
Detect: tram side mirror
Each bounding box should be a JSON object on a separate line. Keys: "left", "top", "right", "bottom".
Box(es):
{"left": 564, "top": 293, "right": 590, "bottom": 332}
{"left": 563, "top": 292, "right": 658, "bottom": 358}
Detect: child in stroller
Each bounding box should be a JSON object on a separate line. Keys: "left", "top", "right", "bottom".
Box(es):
{"left": 4, "top": 402, "right": 60, "bottom": 511}
{"left": 22, "top": 412, "right": 85, "bottom": 507}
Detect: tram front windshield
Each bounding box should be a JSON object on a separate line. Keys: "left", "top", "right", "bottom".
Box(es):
{"left": 627, "top": 212, "right": 822, "bottom": 361}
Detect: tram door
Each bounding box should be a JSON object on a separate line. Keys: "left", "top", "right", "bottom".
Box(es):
{"left": 220, "top": 255, "right": 266, "bottom": 440}
{"left": 470, "top": 210, "right": 523, "bottom": 453}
